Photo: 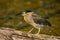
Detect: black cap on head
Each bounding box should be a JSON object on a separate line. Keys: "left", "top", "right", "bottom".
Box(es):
{"left": 25, "top": 10, "right": 32, "bottom": 13}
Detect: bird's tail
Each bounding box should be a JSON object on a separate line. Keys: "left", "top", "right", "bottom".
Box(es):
{"left": 45, "top": 20, "right": 52, "bottom": 26}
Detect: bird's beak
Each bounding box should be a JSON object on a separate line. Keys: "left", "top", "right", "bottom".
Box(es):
{"left": 22, "top": 12, "right": 27, "bottom": 16}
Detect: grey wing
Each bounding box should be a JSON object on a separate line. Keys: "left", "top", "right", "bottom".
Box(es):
{"left": 32, "top": 13, "right": 51, "bottom": 26}
{"left": 32, "top": 13, "right": 43, "bottom": 19}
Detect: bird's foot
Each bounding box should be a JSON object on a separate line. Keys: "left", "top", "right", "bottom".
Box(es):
{"left": 35, "top": 33, "right": 40, "bottom": 35}
{"left": 34, "top": 33, "right": 40, "bottom": 37}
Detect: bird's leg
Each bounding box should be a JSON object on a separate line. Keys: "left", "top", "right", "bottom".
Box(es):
{"left": 28, "top": 28, "right": 34, "bottom": 33}
{"left": 36, "top": 28, "right": 40, "bottom": 35}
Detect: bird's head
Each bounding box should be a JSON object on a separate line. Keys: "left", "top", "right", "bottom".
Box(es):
{"left": 22, "top": 12, "right": 27, "bottom": 16}
{"left": 22, "top": 10, "right": 34, "bottom": 16}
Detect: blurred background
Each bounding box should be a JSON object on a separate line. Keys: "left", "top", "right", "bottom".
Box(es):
{"left": 0, "top": 0, "right": 60, "bottom": 36}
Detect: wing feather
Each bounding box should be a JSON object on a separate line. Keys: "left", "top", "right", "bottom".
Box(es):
{"left": 32, "top": 13, "right": 51, "bottom": 26}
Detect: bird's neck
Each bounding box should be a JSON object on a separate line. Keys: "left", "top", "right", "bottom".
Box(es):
{"left": 24, "top": 14, "right": 35, "bottom": 26}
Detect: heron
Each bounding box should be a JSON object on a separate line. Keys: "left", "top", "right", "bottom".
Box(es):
{"left": 22, "top": 10, "right": 51, "bottom": 35}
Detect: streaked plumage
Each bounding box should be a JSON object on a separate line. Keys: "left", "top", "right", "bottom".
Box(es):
{"left": 22, "top": 10, "right": 51, "bottom": 34}
{"left": 32, "top": 13, "right": 51, "bottom": 26}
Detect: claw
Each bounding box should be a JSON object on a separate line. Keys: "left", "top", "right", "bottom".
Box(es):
{"left": 36, "top": 28, "right": 40, "bottom": 35}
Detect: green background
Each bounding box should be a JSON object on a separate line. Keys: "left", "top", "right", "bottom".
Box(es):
{"left": 0, "top": 0, "right": 60, "bottom": 36}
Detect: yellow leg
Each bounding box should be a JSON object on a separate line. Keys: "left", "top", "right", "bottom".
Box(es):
{"left": 28, "top": 28, "right": 34, "bottom": 33}
{"left": 36, "top": 28, "right": 40, "bottom": 35}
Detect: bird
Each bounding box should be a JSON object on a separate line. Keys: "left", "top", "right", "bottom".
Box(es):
{"left": 22, "top": 10, "right": 51, "bottom": 35}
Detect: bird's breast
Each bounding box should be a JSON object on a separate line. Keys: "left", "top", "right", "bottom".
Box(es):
{"left": 24, "top": 15, "right": 35, "bottom": 26}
